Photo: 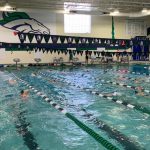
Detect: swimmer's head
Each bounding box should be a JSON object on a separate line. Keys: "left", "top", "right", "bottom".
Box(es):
{"left": 20, "top": 90, "right": 24, "bottom": 95}
{"left": 113, "top": 92, "right": 122, "bottom": 96}
{"left": 137, "top": 86, "right": 143, "bottom": 91}
{"left": 8, "top": 77, "right": 13, "bottom": 81}
{"left": 135, "top": 91, "right": 138, "bottom": 94}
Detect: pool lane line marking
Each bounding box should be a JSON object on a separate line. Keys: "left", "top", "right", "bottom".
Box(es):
{"left": 30, "top": 72, "right": 145, "bottom": 150}
{"left": 5, "top": 80, "right": 41, "bottom": 149}
{"left": 15, "top": 109, "right": 41, "bottom": 150}
{"left": 117, "top": 69, "right": 150, "bottom": 76}
{"left": 2, "top": 73, "right": 41, "bottom": 150}
{"left": 39, "top": 72, "right": 150, "bottom": 116}
{"left": 12, "top": 74, "right": 120, "bottom": 150}
{"left": 95, "top": 78, "right": 150, "bottom": 94}
{"left": 32, "top": 71, "right": 146, "bottom": 150}
{"left": 80, "top": 109, "right": 144, "bottom": 150}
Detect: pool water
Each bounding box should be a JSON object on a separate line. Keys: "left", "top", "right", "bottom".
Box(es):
{"left": 0, "top": 64, "right": 150, "bottom": 150}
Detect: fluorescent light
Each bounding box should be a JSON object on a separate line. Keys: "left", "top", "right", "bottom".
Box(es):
{"left": 64, "top": 2, "right": 91, "bottom": 11}
{"left": 114, "top": 10, "right": 119, "bottom": 14}
{"left": 142, "top": 8, "right": 148, "bottom": 13}
{"left": 4, "top": 3, "right": 11, "bottom": 9}
{"left": 0, "top": 3, "right": 16, "bottom": 11}
{"left": 110, "top": 10, "right": 119, "bottom": 16}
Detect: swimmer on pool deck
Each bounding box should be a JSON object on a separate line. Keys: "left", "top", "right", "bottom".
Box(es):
{"left": 20, "top": 90, "right": 29, "bottom": 99}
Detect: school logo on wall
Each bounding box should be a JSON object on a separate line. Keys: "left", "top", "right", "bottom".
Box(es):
{"left": 0, "top": 12, "right": 50, "bottom": 34}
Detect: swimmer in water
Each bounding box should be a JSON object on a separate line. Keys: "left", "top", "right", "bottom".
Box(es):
{"left": 135, "top": 86, "right": 146, "bottom": 96}
{"left": 8, "top": 78, "right": 17, "bottom": 85}
{"left": 104, "top": 91, "right": 122, "bottom": 97}
{"left": 134, "top": 78, "right": 144, "bottom": 84}
{"left": 31, "top": 73, "right": 37, "bottom": 77}
{"left": 20, "top": 90, "right": 29, "bottom": 99}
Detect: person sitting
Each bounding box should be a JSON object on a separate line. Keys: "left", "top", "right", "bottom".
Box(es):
{"left": 20, "top": 90, "right": 29, "bottom": 99}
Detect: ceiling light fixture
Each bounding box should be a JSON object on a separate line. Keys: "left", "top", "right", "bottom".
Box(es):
{"left": 142, "top": 8, "right": 148, "bottom": 13}
{"left": 1, "top": 2, "right": 16, "bottom": 11}
{"left": 110, "top": 10, "right": 119, "bottom": 16}
{"left": 113, "top": 10, "right": 119, "bottom": 14}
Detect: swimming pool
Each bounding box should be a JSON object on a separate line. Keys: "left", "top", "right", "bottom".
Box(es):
{"left": 0, "top": 64, "right": 150, "bottom": 150}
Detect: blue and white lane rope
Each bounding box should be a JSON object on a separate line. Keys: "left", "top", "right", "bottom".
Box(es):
{"left": 12, "top": 74, "right": 119, "bottom": 150}
{"left": 39, "top": 72, "right": 150, "bottom": 115}
{"left": 29, "top": 72, "right": 144, "bottom": 150}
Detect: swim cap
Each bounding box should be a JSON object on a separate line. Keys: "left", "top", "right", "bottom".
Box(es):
{"left": 113, "top": 92, "right": 122, "bottom": 96}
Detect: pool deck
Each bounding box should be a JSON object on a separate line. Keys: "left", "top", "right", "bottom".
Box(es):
{"left": 0, "top": 60, "right": 150, "bottom": 68}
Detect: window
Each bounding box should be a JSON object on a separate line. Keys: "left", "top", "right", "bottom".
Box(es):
{"left": 64, "top": 14, "right": 91, "bottom": 33}
{"left": 126, "top": 19, "right": 146, "bottom": 36}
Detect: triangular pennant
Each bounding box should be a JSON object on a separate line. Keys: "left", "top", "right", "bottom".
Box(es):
{"left": 67, "top": 37, "right": 73, "bottom": 44}
{"left": 99, "top": 39, "right": 101, "bottom": 44}
{"left": 58, "top": 50, "right": 61, "bottom": 55}
{"left": 42, "top": 48, "right": 45, "bottom": 53}
{"left": 97, "top": 52, "right": 100, "bottom": 56}
{"left": 50, "top": 50, "right": 53, "bottom": 54}
{"left": 75, "top": 37, "right": 80, "bottom": 44}
{"left": 51, "top": 36, "right": 59, "bottom": 44}
{"left": 65, "top": 50, "right": 68, "bottom": 55}
{"left": 115, "top": 40, "right": 119, "bottom": 46}
{"left": 43, "top": 34, "right": 50, "bottom": 43}
{"left": 57, "top": 37, "right": 61, "bottom": 44}
{"left": 27, "top": 34, "right": 34, "bottom": 43}
{"left": 89, "top": 51, "right": 92, "bottom": 56}
{"left": 35, "top": 48, "right": 38, "bottom": 53}
{"left": 88, "top": 38, "right": 93, "bottom": 44}
{"left": 46, "top": 49, "right": 49, "bottom": 53}
{"left": 107, "top": 40, "right": 110, "bottom": 45}
{"left": 140, "top": 41, "right": 143, "bottom": 46}
{"left": 94, "top": 51, "right": 97, "bottom": 55}
{"left": 121, "top": 40, "right": 125, "bottom": 46}
{"left": 81, "top": 38, "right": 87, "bottom": 44}
{"left": 35, "top": 34, "right": 43, "bottom": 43}
{"left": 73, "top": 50, "right": 76, "bottom": 56}
{"left": 18, "top": 33, "right": 26, "bottom": 43}
{"left": 60, "top": 36, "right": 66, "bottom": 44}
{"left": 94, "top": 38, "right": 99, "bottom": 44}
{"left": 79, "top": 51, "right": 83, "bottom": 56}
{"left": 77, "top": 51, "right": 80, "bottom": 55}
{"left": 110, "top": 41, "right": 114, "bottom": 46}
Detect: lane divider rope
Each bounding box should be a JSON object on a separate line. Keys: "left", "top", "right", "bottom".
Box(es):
{"left": 96, "top": 78, "right": 150, "bottom": 94}
{"left": 117, "top": 69, "right": 150, "bottom": 76}
{"left": 30, "top": 72, "right": 143, "bottom": 150}
{"left": 40, "top": 72, "right": 150, "bottom": 116}
{"left": 12, "top": 73, "right": 119, "bottom": 150}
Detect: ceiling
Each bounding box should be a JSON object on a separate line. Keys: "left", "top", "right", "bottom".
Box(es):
{"left": 0, "top": 0, "right": 150, "bottom": 15}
